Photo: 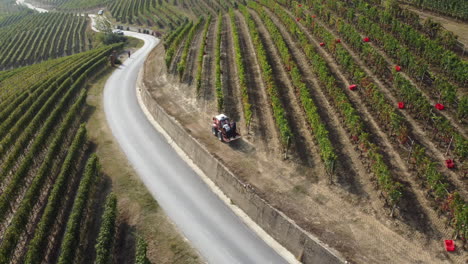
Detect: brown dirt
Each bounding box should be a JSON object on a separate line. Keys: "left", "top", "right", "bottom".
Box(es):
{"left": 234, "top": 10, "right": 281, "bottom": 154}
{"left": 250, "top": 9, "right": 324, "bottom": 173}
{"left": 143, "top": 10, "right": 467, "bottom": 264}
{"left": 182, "top": 19, "right": 203, "bottom": 86}
{"left": 221, "top": 13, "right": 244, "bottom": 125}
{"left": 198, "top": 17, "right": 217, "bottom": 114}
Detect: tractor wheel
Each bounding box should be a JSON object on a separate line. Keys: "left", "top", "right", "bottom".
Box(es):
{"left": 212, "top": 127, "right": 217, "bottom": 136}
{"left": 218, "top": 131, "right": 223, "bottom": 142}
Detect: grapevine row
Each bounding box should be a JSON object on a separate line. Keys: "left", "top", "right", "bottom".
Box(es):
{"left": 0, "top": 106, "right": 87, "bottom": 264}
{"left": 195, "top": 15, "right": 212, "bottom": 93}
{"left": 229, "top": 9, "right": 252, "bottom": 125}
{"left": 281, "top": 1, "right": 467, "bottom": 236}
{"left": 94, "top": 192, "right": 117, "bottom": 264}
{"left": 177, "top": 17, "right": 203, "bottom": 78}
{"left": 23, "top": 125, "right": 88, "bottom": 264}
{"left": 57, "top": 154, "right": 100, "bottom": 264}
{"left": 165, "top": 21, "right": 193, "bottom": 68}
{"left": 292, "top": 0, "right": 467, "bottom": 160}
{"left": 249, "top": 2, "right": 337, "bottom": 174}
{"left": 256, "top": 1, "right": 402, "bottom": 204}
{"left": 215, "top": 12, "right": 223, "bottom": 111}
{"left": 240, "top": 5, "right": 293, "bottom": 146}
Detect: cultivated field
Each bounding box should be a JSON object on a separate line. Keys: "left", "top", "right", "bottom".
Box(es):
{"left": 1, "top": 0, "right": 466, "bottom": 263}
{"left": 145, "top": 0, "right": 467, "bottom": 262}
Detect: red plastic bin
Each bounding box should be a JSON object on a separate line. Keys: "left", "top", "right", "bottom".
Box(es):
{"left": 395, "top": 65, "right": 401, "bottom": 72}
{"left": 319, "top": 42, "right": 325, "bottom": 46}
{"left": 349, "top": 84, "right": 357, "bottom": 90}
{"left": 445, "top": 159, "right": 455, "bottom": 169}
{"left": 363, "top": 37, "right": 370, "bottom": 42}
{"left": 444, "top": 240, "right": 455, "bottom": 251}
{"left": 435, "top": 103, "right": 445, "bottom": 110}
{"left": 398, "top": 102, "right": 405, "bottom": 109}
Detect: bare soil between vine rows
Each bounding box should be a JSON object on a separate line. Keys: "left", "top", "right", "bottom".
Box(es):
{"left": 143, "top": 24, "right": 466, "bottom": 264}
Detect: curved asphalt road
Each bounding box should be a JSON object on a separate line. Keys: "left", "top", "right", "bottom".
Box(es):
{"left": 104, "top": 32, "right": 288, "bottom": 264}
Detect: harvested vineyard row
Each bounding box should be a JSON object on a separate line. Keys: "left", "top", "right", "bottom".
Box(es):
{"left": 229, "top": 9, "right": 251, "bottom": 125}
{"left": 165, "top": 21, "right": 193, "bottom": 68}
{"left": 195, "top": 15, "right": 212, "bottom": 93}
{"left": 249, "top": 3, "right": 337, "bottom": 175}
{"left": 219, "top": 12, "right": 244, "bottom": 122}
{"left": 240, "top": 5, "right": 292, "bottom": 146}
{"left": 215, "top": 12, "right": 223, "bottom": 111}
{"left": 268, "top": 0, "right": 467, "bottom": 238}
{"left": 177, "top": 17, "right": 203, "bottom": 78}
{"left": 0, "top": 13, "right": 88, "bottom": 70}
{"left": 247, "top": 1, "right": 403, "bottom": 205}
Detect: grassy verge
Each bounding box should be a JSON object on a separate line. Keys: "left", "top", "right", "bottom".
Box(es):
{"left": 85, "top": 41, "right": 201, "bottom": 263}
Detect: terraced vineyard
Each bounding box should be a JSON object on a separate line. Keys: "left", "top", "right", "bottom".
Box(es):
{"left": 156, "top": 1, "right": 467, "bottom": 262}
{"left": 0, "top": 45, "right": 121, "bottom": 264}
{"left": 31, "top": 0, "right": 109, "bottom": 10}
{"left": 0, "top": 12, "right": 89, "bottom": 70}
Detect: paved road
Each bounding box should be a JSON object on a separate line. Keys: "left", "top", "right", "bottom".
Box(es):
{"left": 103, "top": 31, "right": 289, "bottom": 264}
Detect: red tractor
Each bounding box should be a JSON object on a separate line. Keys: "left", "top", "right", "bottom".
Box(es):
{"left": 212, "top": 114, "right": 240, "bottom": 142}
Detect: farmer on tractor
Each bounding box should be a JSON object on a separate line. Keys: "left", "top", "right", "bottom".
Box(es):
{"left": 212, "top": 114, "right": 240, "bottom": 142}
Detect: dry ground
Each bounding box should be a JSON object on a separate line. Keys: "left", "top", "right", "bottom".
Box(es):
{"left": 143, "top": 35, "right": 467, "bottom": 264}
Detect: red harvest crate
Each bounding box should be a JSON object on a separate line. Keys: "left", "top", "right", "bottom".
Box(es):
{"left": 398, "top": 102, "right": 404, "bottom": 109}
{"left": 395, "top": 65, "right": 401, "bottom": 72}
{"left": 444, "top": 240, "right": 455, "bottom": 251}
{"left": 363, "top": 37, "right": 370, "bottom": 42}
{"left": 336, "top": 39, "right": 341, "bottom": 43}
{"left": 319, "top": 42, "right": 325, "bottom": 46}
{"left": 349, "top": 84, "right": 357, "bottom": 90}
{"left": 435, "top": 103, "right": 445, "bottom": 110}
{"left": 445, "top": 159, "right": 455, "bottom": 169}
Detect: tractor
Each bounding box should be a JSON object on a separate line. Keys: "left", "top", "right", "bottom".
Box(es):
{"left": 211, "top": 114, "right": 240, "bottom": 142}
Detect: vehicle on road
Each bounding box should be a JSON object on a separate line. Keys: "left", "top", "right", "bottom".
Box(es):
{"left": 212, "top": 114, "right": 240, "bottom": 142}
{"left": 98, "top": 9, "right": 103, "bottom": 15}
{"left": 113, "top": 29, "right": 124, "bottom": 35}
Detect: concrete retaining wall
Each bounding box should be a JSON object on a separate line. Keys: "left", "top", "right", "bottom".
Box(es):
{"left": 140, "top": 86, "right": 345, "bottom": 264}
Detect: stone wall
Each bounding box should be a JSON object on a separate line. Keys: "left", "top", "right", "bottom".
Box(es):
{"left": 140, "top": 85, "right": 345, "bottom": 264}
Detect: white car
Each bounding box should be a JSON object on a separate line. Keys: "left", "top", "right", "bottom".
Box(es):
{"left": 113, "top": 29, "right": 124, "bottom": 35}
{"left": 98, "top": 10, "right": 103, "bottom": 15}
